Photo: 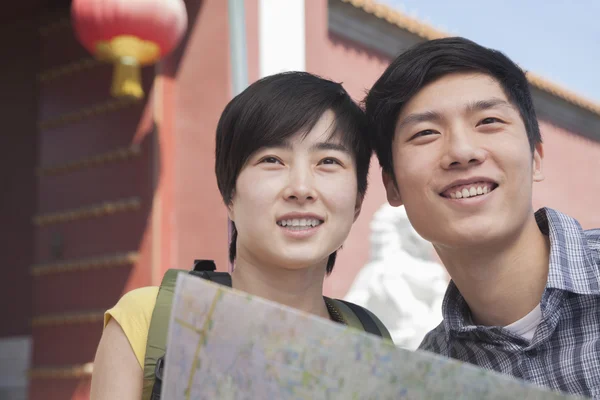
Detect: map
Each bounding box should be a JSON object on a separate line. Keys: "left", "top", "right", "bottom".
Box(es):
{"left": 161, "top": 272, "right": 582, "bottom": 399}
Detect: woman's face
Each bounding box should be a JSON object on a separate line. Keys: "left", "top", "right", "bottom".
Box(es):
{"left": 229, "top": 110, "right": 362, "bottom": 271}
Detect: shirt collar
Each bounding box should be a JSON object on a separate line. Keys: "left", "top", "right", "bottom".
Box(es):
{"left": 537, "top": 207, "right": 600, "bottom": 295}
{"left": 442, "top": 207, "right": 600, "bottom": 332}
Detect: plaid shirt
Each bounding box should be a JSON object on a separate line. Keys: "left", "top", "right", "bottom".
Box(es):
{"left": 419, "top": 208, "right": 600, "bottom": 399}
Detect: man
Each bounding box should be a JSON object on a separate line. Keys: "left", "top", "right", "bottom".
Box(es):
{"left": 365, "top": 36, "right": 600, "bottom": 398}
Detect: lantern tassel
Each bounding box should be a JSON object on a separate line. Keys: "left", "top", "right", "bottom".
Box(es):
{"left": 111, "top": 57, "right": 143, "bottom": 99}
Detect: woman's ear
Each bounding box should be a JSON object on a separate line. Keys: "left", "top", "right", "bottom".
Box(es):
{"left": 227, "top": 191, "right": 236, "bottom": 221}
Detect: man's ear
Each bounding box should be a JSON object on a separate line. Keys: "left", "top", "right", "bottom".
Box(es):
{"left": 532, "top": 142, "right": 545, "bottom": 183}
{"left": 353, "top": 194, "right": 364, "bottom": 222}
{"left": 382, "top": 170, "right": 403, "bottom": 207}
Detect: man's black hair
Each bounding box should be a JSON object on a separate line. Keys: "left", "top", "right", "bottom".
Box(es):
{"left": 365, "top": 37, "right": 541, "bottom": 176}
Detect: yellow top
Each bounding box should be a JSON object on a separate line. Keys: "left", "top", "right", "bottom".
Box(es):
{"left": 104, "top": 286, "right": 159, "bottom": 369}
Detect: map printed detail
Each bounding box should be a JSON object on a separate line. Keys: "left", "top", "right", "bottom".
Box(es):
{"left": 161, "top": 273, "right": 582, "bottom": 400}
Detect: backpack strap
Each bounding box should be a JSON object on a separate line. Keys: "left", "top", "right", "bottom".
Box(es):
{"left": 190, "top": 259, "right": 232, "bottom": 286}
{"left": 189, "top": 270, "right": 232, "bottom": 287}
{"left": 142, "top": 265, "right": 232, "bottom": 400}
{"left": 326, "top": 297, "right": 393, "bottom": 341}
{"left": 142, "top": 269, "right": 183, "bottom": 400}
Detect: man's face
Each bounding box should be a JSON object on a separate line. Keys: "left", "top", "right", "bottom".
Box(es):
{"left": 384, "top": 72, "right": 544, "bottom": 250}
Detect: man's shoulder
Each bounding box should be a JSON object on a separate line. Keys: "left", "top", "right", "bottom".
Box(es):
{"left": 583, "top": 227, "right": 600, "bottom": 250}
{"left": 417, "top": 321, "right": 448, "bottom": 354}
{"left": 583, "top": 228, "right": 600, "bottom": 273}
{"left": 544, "top": 208, "right": 600, "bottom": 242}
{"left": 568, "top": 213, "right": 600, "bottom": 270}
{"left": 541, "top": 208, "right": 600, "bottom": 262}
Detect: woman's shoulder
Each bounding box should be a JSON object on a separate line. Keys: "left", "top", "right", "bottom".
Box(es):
{"left": 104, "top": 286, "right": 160, "bottom": 369}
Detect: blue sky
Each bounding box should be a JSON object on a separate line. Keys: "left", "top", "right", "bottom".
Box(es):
{"left": 383, "top": 0, "right": 600, "bottom": 103}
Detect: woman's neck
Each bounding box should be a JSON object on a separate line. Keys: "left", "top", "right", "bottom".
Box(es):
{"left": 230, "top": 255, "right": 330, "bottom": 320}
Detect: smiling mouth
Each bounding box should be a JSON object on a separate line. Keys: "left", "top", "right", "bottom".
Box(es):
{"left": 276, "top": 218, "right": 324, "bottom": 230}
{"left": 440, "top": 181, "right": 499, "bottom": 199}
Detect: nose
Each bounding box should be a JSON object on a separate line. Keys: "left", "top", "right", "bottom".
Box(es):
{"left": 282, "top": 165, "right": 317, "bottom": 203}
{"left": 440, "top": 128, "right": 487, "bottom": 170}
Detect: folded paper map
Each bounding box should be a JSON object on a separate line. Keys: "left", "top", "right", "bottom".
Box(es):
{"left": 161, "top": 273, "right": 583, "bottom": 399}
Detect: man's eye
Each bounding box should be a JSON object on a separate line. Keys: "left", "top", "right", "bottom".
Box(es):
{"left": 479, "top": 117, "right": 502, "bottom": 125}
{"left": 411, "top": 129, "right": 438, "bottom": 140}
{"left": 319, "top": 158, "right": 341, "bottom": 166}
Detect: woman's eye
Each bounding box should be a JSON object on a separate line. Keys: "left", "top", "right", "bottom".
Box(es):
{"left": 261, "top": 157, "right": 282, "bottom": 164}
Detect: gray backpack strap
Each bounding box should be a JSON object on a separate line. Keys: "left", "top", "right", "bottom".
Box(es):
{"left": 328, "top": 298, "right": 393, "bottom": 341}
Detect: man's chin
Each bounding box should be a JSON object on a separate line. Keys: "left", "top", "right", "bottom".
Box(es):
{"left": 432, "top": 221, "right": 502, "bottom": 250}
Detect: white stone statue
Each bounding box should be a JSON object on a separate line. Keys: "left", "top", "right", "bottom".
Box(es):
{"left": 344, "top": 204, "right": 448, "bottom": 349}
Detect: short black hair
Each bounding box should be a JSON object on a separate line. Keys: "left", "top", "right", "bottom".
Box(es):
{"left": 365, "top": 37, "right": 542, "bottom": 175}
{"left": 215, "top": 71, "right": 371, "bottom": 274}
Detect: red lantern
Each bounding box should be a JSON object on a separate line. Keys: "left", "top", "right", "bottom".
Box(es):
{"left": 71, "top": 0, "right": 188, "bottom": 99}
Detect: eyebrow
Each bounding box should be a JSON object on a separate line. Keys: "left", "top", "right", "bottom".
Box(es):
{"left": 396, "top": 110, "right": 443, "bottom": 132}
{"left": 397, "top": 97, "right": 514, "bottom": 133}
{"left": 310, "top": 141, "right": 351, "bottom": 154}
{"left": 262, "top": 140, "right": 350, "bottom": 154}
{"left": 465, "top": 97, "right": 514, "bottom": 114}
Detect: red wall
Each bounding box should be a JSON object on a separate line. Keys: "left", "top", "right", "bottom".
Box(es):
{"left": 155, "top": 0, "right": 261, "bottom": 277}
{"left": 31, "top": 10, "right": 156, "bottom": 400}
{"left": 533, "top": 121, "right": 600, "bottom": 230}
{"left": 28, "top": 0, "right": 241, "bottom": 397}
{"left": 155, "top": 0, "right": 234, "bottom": 277}
{"left": 0, "top": 19, "right": 37, "bottom": 338}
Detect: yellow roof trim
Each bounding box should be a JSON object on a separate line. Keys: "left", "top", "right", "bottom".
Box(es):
{"left": 341, "top": 0, "right": 600, "bottom": 117}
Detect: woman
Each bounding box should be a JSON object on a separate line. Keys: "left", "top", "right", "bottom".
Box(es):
{"left": 90, "top": 71, "right": 391, "bottom": 399}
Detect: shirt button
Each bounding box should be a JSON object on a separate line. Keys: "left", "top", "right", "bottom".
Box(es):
{"left": 527, "top": 348, "right": 538, "bottom": 358}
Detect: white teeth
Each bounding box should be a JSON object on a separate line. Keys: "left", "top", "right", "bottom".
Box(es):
{"left": 278, "top": 218, "right": 322, "bottom": 228}
{"left": 448, "top": 184, "right": 494, "bottom": 199}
